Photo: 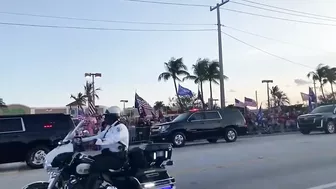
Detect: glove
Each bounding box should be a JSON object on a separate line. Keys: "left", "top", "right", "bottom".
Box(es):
{"left": 95, "top": 138, "right": 103, "bottom": 145}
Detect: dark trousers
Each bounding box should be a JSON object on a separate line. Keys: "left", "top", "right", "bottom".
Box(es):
{"left": 85, "top": 150, "right": 124, "bottom": 189}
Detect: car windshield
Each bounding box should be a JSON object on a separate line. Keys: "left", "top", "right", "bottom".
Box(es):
{"left": 311, "top": 106, "right": 335, "bottom": 113}
{"left": 172, "top": 112, "right": 190, "bottom": 122}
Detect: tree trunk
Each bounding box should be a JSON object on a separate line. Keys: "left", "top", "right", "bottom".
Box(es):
{"left": 200, "top": 82, "right": 206, "bottom": 109}
{"left": 320, "top": 82, "right": 326, "bottom": 99}
{"left": 209, "top": 80, "right": 213, "bottom": 109}
{"left": 200, "top": 82, "right": 204, "bottom": 102}
{"left": 173, "top": 79, "right": 184, "bottom": 111}
{"left": 331, "top": 83, "right": 335, "bottom": 101}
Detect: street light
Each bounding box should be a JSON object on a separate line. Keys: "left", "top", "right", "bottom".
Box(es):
{"left": 84, "top": 73, "right": 102, "bottom": 105}
{"left": 262, "top": 80, "right": 273, "bottom": 109}
{"left": 120, "top": 100, "right": 128, "bottom": 114}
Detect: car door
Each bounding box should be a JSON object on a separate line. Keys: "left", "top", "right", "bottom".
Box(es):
{"left": 186, "top": 112, "right": 206, "bottom": 140}
{"left": 203, "top": 111, "right": 223, "bottom": 138}
{"left": 0, "top": 117, "right": 26, "bottom": 163}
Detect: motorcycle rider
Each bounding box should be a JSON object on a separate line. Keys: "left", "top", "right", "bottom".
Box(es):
{"left": 82, "top": 106, "right": 129, "bottom": 189}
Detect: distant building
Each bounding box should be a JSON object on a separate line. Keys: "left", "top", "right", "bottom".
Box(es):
{"left": 0, "top": 103, "right": 107, "bottom": 117}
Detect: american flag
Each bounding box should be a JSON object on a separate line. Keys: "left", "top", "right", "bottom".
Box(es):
{"left": 244, "top": 97, "right": 257, "bottom": 107}
{"left": 88, "top": 100, "right": 96, "bottom": 115}
{"left": 235, "top": 99, "right": 245, "bottom": 108}
{"left": 135, "top": 93, "right": 154, "bottom": 117}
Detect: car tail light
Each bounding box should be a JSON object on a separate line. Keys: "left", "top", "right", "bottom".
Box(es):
{"left": 189, "top": 108, "right": 199, "bottom": 112}
{"left": 44, "top": 124, "right": 53, "bottom": 128}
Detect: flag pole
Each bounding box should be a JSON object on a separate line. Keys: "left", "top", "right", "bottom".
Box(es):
{"left": 255, "top": 90, "right": 258, "bottom": 108}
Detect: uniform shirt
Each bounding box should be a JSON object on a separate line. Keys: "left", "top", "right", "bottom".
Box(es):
{"left": 82, "top": 120, "right": 129, "bottom": 152}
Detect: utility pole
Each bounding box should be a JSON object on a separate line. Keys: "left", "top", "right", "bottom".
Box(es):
{"left": 262, "top": 80, "right": 273, "bottom": 109}
{"left": 210, "top": 0, "right": 229, "bottom": 108}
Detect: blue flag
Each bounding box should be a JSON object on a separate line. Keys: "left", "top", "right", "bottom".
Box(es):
{"left": 177, "top": 84, "right": 193, "bottom": 97}
{"left": 308, "top": 87, "right": 316, "bottom": 112}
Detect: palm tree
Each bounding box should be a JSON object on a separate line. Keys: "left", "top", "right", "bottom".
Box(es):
{"left": 307, "top": 64, "right": 327, "bottom": 99}
{"left": 206, "top": 60, "right": 228, "bottom": 109}
{"left": 154, "top": 101, "right": 165, "bottom": 111}
{"left": 70, "top": 92, "right": 87, "bottom": 111}
{"left": 270, "top": 85, "right": 290, "bottom": 106}
{"left": 183, "top": 58, "right": 209, "bottom": 105}
{"left": 84, "top": 81, "right": 101, "bottom": 102}
{"left": 322, "top": 65, "right": 336, "bottom": 100}
{"left": 158, "top": 57, "right": 190, "bottom": 110}
{"left": 0, "top": 98, "right": 6, "bottom": 108}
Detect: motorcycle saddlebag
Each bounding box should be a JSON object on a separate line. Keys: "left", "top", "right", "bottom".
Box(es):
{"left": 128, "top": 147, "right": 148, "bottom": 169}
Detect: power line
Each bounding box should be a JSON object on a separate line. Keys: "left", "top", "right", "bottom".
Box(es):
{"left": 238, "top": 0, "right": 336, "bottom": 20}
{"left": 0, "top": 21, "right": 216, "bottom": 32}
{"left": 222, "top": 25, "right": 331, "bottom": 53}
{"left": 125, "top": 0, "right": 336, "bottom": 27}
{"left": 221, "top": 31, "right": 314, "bottom": 69}
{"left": 230, "top": 0, "right": 336, "bottom": 22}
{"left": 222, "top": 9, "right": 336, "bottom": 27}
{"left": 124, "top": 0, "right": 208, "bottom": 7}
{"left": 0, "top": 11, "right": 214, "bottom": 26}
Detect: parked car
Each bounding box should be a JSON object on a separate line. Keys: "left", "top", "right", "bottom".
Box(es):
{"left": 149, "top": 108, "right": 247, "bottom": 147}
{"left": 0, "top": 113, "right": 75, "bottom": 169}
{"left": 297, "top": 104, "right": 336, "bottom": 135}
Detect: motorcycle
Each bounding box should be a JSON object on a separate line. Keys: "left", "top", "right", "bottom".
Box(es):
{"left": 22, "top": 120, "right": 176, "bottom": 189}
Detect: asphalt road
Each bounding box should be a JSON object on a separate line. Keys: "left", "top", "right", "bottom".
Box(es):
{"left": 4, "top": 133, "right": 336, "bottom": 189}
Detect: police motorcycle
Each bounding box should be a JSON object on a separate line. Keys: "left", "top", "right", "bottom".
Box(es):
{"left": 22, "top": 120, "right": 176, "bottom": 189}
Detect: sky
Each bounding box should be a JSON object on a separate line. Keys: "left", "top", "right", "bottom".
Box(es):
{"left": 0, "top": 0, "right": 335, "bottom": 108}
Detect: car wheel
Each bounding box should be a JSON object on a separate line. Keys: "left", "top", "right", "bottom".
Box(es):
{"left": 325, "top": 121, "right": 335, "bottom": 134}
{"left": 26, "top": 146, "right": 50, "bottom": 169}
{"left": 22, "top": 182, "right": 49, "bottom": 189}
{"left": 224, "top": 127, "right": 237, "bottom": 143}
{"left": 300, "top": 129, "right": 311, "bottom": 135}
{"left": 171, "top": 132, "right": 186, "bottom": 147}
{"left": 207, "top": 139, "right": 218, "bottom": 143}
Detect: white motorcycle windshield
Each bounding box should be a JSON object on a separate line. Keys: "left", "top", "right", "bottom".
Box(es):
{"left": 44, "top": 119, "right": 102, "bottom": 165}
{"left": 45, "top": 143, "right": 74, "bottom": 165}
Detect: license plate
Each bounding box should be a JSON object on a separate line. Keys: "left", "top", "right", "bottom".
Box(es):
{"left": 157, "top": 151, "right": 164, "bottom": 157}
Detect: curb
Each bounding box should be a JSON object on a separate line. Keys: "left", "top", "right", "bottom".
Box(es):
{"left": 241, "top": 131, "right": 299, "bottom": 139}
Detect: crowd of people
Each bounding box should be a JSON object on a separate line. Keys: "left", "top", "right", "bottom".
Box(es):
{"left": 245, "top": 108, "right": 304, "bottom": 134}
{"left": 72, "top": 105, "right": 305, "bottom": 147}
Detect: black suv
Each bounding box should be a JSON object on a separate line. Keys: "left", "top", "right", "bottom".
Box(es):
{"left": 149, "top": 108, "right": 247, "bottom": 147}
{"left": 297, "top": 104, "right": 336, "bottom": 135}
{"left": 0, "top": 113, "right": 75, "bottom": 168}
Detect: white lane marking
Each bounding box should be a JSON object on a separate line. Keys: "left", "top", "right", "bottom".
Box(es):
{"left": 308, "top": 181, "right": 336, "bottom": 189}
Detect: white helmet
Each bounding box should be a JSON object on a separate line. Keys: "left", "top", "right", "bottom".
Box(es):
{"left": 105, "top": 106, "right": 121, "bottom": 116}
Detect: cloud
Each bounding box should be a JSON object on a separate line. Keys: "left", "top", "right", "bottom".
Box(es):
{"left": 294, "top": 79, "right": 311, "bottom": 86}
{"left": 228, "top": 89, "right": 236, "bottom": 92}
